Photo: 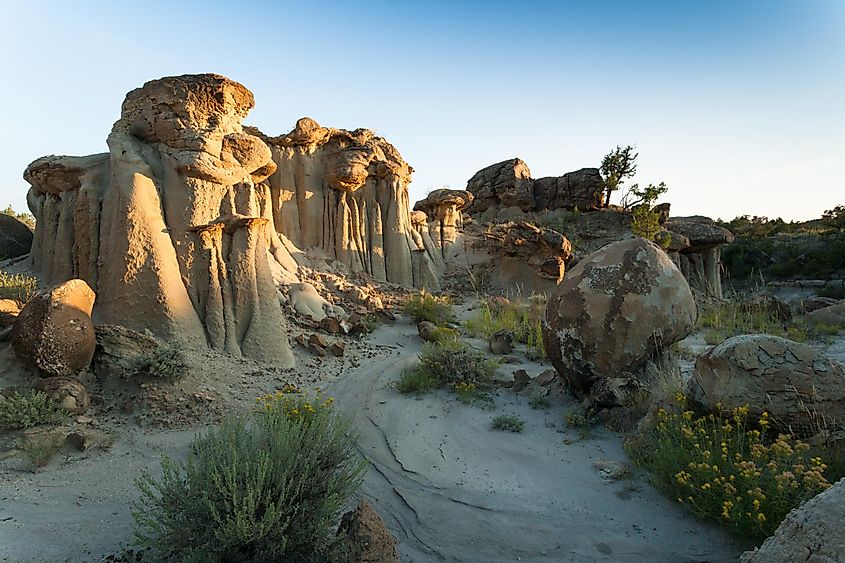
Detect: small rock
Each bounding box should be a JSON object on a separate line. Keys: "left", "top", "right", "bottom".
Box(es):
{"left": 490, "top": 330, "right": 515, "bottom": 355}
{"left": 36, "top": 376, "right": 91, "bottom": 414}
{"left": 512, "top": 369, "right": 531, "bottom": 392}
{"left": 330, "top": 341, "right": 346, "bottom": 357}
{"left": 320, "top": 316, "right": 341, "bottom": 334}
{"left": 417, "top": 321, "right": 436, "bottom": 341}
{"left": 337, "top": 500, "right": 400, "bottom": 563}
{"left": 309, "top": 333, "right": 329, "bottom": 349}
{"left": 534, "top": 369, "right": 557, "bottom": 386}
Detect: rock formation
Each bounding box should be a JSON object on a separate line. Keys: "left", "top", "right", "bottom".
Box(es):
{"left": 664, "top": 216, "right": 735, "bottom": 299}
{"left": 543, "top": 238, "right": 696, "bottom": 404}
{"left": 0, "top": 214, "right": 33, "bottom": 260}
{"left": 690, "top": 334, "right": 845, "bottom": 437}
{"left": 35, "top": 376, "right": 91, "bottom": 414}
{"left": 464, "top": 158, "right": 604, "bottom": 218}
{"left": 337, "top": 500, "right": 401, "bottom": 563}
{"left": 413, "top": 188, "right": 473, "bottom": 256}
{"left": 255, "top": 117, "right": 441, "bottom": 290}
{"left": 741, "top": 477, "right": 845, "bottom": 563}
{"left": 24, "top": 74, "right": 296, "bottom": 364}
{"left": 482, "top": 221, "right": 573, "bottom": 285}
{"left": 11, "top": 279, "right": 97, "bottom": 377}
{"left": 806, "top": 301, "right": 845, "bottom": 329}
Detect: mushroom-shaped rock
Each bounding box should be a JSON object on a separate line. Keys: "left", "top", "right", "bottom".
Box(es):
{"left": 35, "top": 376, "right": 91, "bottom": 414}
{"left": 11, "top": 279, "right": 96, "bottom": 377}
{"left": 414, "top": 189, "right": 474, "bottom": 252}
{"left": 689, "top": 335, "right": 845, "bottom": 437}
{"left": 664, "top": 216, "right": 735, "bottom": 299}
{"left": 741, "top": 477, "right": 845, "bottom": 563}
{"left": 0, "top": 214, "right": 33, "bottom": 260}
{"left": 543, "top": 238, "right": 696, "bottom": 396}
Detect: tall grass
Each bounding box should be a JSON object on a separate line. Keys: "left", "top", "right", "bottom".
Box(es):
{"left": 403, "top": 290, "right": 454, "bottom": 326}
{"left": 0, "top": 272, "right": 37, "bottom": 302}
{"left": 466, "top": 298, "right": 546, "bottom": 359}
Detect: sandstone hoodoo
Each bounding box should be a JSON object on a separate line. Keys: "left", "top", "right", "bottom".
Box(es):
{"left": 664, "top": 216, "right": 735, "bottom": 299}
{"left": 24, "top": 74, "right": 294, "bottom": 364}
{"left": 413, "top": 188, "right": 474, "bottom": 257}
{"left": 256, "top": 117, "right": 442, "bottom": 290}
{"left": 690, "top": 334, "right": 845, "bottom": 437}
{"left": 543, "top": 238, "right": 697, "bottom": 403}
{"left": 11, "top": 279, "right": 97, "bottom": 377}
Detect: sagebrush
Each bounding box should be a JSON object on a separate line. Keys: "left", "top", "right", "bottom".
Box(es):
{"left": 133, "top": 391, "right": 366, "bottom": 562}
{"left": 0, "top": 390, "right": 67, "bottom": 430}
{"left": 0, "top": 271, "right": 37, "bottom": 302}
{"left": 403, "top": 290, "right": 453, "bottom": 326}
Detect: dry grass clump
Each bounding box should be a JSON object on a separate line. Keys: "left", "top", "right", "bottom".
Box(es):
{"left": 0, "top": 271, "right": 37, "bottom": 302}
{"left": 492, "top": 414, "right": 525, "bottom": 433}
{"left": 127, "top": 345, "right": 188, "bottom": 380}
{"left": 0, "top": 390, "right": 67, "bottom": 430}
{"left": 466, "top": 297, "right": 546, "bottom": 359}
{"left": 630, "top": 394, "right": 837, "bottom": 538}
{"left": 134, "top": 389, "right": 365, "bottom": 561}
{"left": 18, "top": 432, "right": 65, "bottom": 467}
{"left": 403, "top": 290, "right": 454, "bottom": 326}
{"left": 397, "top": 341, "right": 498, "bottom": 406}
{"left": 698, "top": 298, "right": 839, "bottom": 344}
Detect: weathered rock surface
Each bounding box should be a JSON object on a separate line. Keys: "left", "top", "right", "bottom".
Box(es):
{"left": 11, "top": 279, "right": 96, "bottom": 377}
{"left": 664, "top": 216, "right": 735, "bottom": 299}
{"left": 0, "top": 214, "right": 33, "bottom": 259}
{"left": 92, "top": 324, "right": 160, "bottom": 380}
{"left": 256, "top": 117, "right": 441, "bottom": 290}
{"left": 490, "top": 330, "right": 515, "bottom": 355}
{"left": 483, "top": 221, "right": 573, "bottom": 284}
{"left": 543, "top": 238, "right": 696, "bottom": 398}
{"left": 413, "top": 189, "right": 473, "bottom": 256}
{"left": 24, "top": 74, "right": 294, "bottom": 364}
{"left": 338, "top": 500, "right": 400, "bottom": 563}
{"left": 690, "top": 335, "right": 845, "bottom": 436}
{"left": 35, "top": 376, "right": 90, "bottom": 414}
{"left": 807, "top": 302, "right": 845, "bottom": 329}
{"left": 289, "top": 282, "right": 345, "bottom": 322}
{"left": 740, "top": 477, "right": 845, "bottom": 563}
{"left": 533, "top": 168, "right": 604, "bottom": 212}
{"left": 0, "top": 299, "right": 21, "bottom": 327}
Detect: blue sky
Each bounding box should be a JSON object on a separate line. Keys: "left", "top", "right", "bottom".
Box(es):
{"left": 1, "top": 0, "right": 842, "bottom": 220}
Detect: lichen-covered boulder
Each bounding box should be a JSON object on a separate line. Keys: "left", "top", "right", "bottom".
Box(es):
{"left": 11, "top": 279, "right": 96, "bottom": 377}
{"left": 35, "top": 376, "right": 90, "bottom": 414}
{"left": 0, "top": 213, "right": 33, "bottom": 260}
{"left": 690, "top": 335, "right": 845, "bottom": 436}
{"left": 543, "top": 238, "right": 696, "bottom": 395}
{"left": 740, "top": 477, "right": 845, "bottom": 563}
{"left": 337, "top": 500, "right": 400, "bottom": 563}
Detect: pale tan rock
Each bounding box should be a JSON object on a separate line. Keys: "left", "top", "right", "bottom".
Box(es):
{"left": 0, "top": 299, "right": 21, "bottom": 327}
{"left": 690, "top": 334, "right": 845, "bottom": 437}
{"left": 543, "top": 238, "right": 696, "bottom": 396}
{"left": 413, "top": 189, "right": 474, "bottom": 255}
{"left": 741, "top": 477, "right": 845, "bottom": 563}
{"left": 11, "top": 279, "right": 96, "bottom": 377}
{"left": 23, "top": 74, "right": 294, "bottom": 365}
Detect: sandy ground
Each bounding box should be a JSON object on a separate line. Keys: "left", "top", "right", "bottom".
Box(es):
{"left": 0, "top": 307, "right": 785, "bottom": 562}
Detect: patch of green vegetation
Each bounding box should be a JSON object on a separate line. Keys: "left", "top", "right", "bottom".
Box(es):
{"left": 0, "top": 390, "right": 67, "bottom": 430}
{"left": 430, "top": 326, "right": 460, "bottom": 345}
{"left": 491, "top": 414, "right": 525, "bottom": 433}
{"left": 529, "top": 394, "right": 551, "bottom": 410}
{"left": 565, "top": 406, "right": 596, "bottom": 431}
{"left": 629, "top": 396, "right": 841, "bottom": 539}
{"left": 127, "top": 346, "right": 188, "bottom": 380}
{"left": 17, "top": 432, "right": 65, "bottom": 467}
{"left": 0, "top": 272, "right": 37, "bottom": 302}
{"left": 134, "top": 391, "right": 365, "bottom": 561}
{"left": 466, "top": 298, "right": 546, "bottom": 360}
{"left": 403, "top": 290, "right": 454, "bottom": 326}
{"left": 396, "top": 367, "right": 437, "bottom": 395}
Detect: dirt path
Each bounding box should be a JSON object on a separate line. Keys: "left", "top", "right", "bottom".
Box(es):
{"left": 329, "top": 320, "right": 751, "bottom": 562}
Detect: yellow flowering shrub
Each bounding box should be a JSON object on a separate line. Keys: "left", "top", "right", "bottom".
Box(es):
{"left": 255, "top": 387, "right": 336, "bottom": 425}
{"left": 630, "top": 395, "right": 833, "bottom": 538}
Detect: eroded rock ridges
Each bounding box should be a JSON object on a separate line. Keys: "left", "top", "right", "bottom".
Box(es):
{"left": 255, "top": 117, "right": 441, "bottom": 290}
{"left": 24, "top": 74, "right": 294, "bottom": 364}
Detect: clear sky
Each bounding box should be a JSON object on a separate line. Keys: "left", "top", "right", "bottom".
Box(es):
{"left": 1, "top": 0, "right": 842, "bottom": 221}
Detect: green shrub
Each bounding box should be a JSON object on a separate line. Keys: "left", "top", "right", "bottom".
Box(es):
{"left": 396, "top": 367, "right": 437, "bottom": 395}
{"left": 429, "top": 326, "right": 460, "bottom": 345}
{"left": 529, "top": 394, "right": 551, "bottom": 410}
{"left": 565, "top": 407, "right": 595, "bottom": 430}
{"left": 133, "top": 391, "right": 365, "bottom": 562}
{"left": 403, "top": 290, "right": 454, "bottom": 326}
{"left": 466, "top": 298, "right": 546, "bottom": 359}
{"left": 0, "top": 390, "right": 67, "bottom": 430}
{"left": 492, "top": 414, "right": 525, "bottom": 432}
{"left": 0, "top": 272, "right": 37, "bottom": 302}
{"left": 630, "top": 397, "right": 837, "bottom": 538}
{"left": 128, "top": 346, "right": 188, "bottom": 380}
{"left": 416, "top": 341, "right": 498, "bottom": 390}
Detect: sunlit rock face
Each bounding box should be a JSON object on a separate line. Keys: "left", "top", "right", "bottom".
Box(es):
{"left": 24, "top": 74, "right": 294, "bottom": 365}
{"left": 413, "top": 188, "right": 474, "bottom": 256}
{"left": 256, "top": 117, "right": 441, "bottom": 290}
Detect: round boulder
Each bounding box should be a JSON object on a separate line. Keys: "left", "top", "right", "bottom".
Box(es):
{"left": 36, "top": 376, "right": 90, "bottom": 414}
{"left": 0, "top": 214, "right": 33, "bottom": 260}
{"left": 337, "top": 500, "right": 400, "bottom": 563}
{"left": 690, "top": 334, "right": 845, "bottom": 436}
{"left": 543, "top": 238, "right": 696, "bottom": 393}
{"left": 741, "top": 477, "right": 845, "bottom": 563}
{"left": 11, "top": 279, "right": 97, "bottom": 377}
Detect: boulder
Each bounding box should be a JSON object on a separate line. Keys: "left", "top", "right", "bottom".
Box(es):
{"left": 0, "top": 298, "right": 21, "bottom": 327}
{"left": 543, "top": 238, "right": 696, "bottom": 398}
{"left": 466, "top": 158, "right": 534, "bottom": 214}
{"left": 690, "top": 335, "right": 845, "bottom": 437}
{"left": 337, "top": 500, "right": 400, "bottom": 563}
{"left": 417, "top": 320, "right": 436, "bottom": 341}
{"left": 35, "top": 376, "right": 90, "bottom": 414}
{"left": 532, "top": 168, "right": 604, "bottom": 211}
{"left": 799, "top": 296, "right": 839, "bottom": 314}
{"left": 806, "top": 302, "right": 845, "bottom": 329}
{"left": 740, "top": 477, "right": 845, "bottom": 563}
{"left": 92, "top": 324, "right": 160, "bottom": 379}
{"left": 490, "top": 330, "right": 515, "bottom": 355}
{"left": 0, "top": 213, "right": 33, "bottom": 260}
{"left": 11, "top": 279, "right": 97, "bottom": 377}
